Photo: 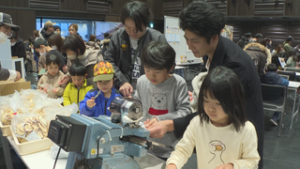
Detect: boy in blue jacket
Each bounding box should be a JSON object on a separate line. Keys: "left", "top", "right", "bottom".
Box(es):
{"left": 79, "top": 61, "right": 122, "bottom": 117}
{"left": 261, "top": 63, "right": 289, "bottom": 126}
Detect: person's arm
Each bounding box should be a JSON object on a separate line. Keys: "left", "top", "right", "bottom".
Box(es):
{"left": 79, "top": 92, "right": 95, "bottom": 116}
{"left": 229, "top": 123, "right": 260, "bottom": 169}
{"left": 166, "top": 117, "right": 197, "bottom": 169}
{"left": 0, "top": 66, "right": 10, "bottom": 81}
{"left": 19, "top": 42, "right": 27, "bottom": 61}
{"left": 286, "top": 57, "right": 293, "bottom": 67}
{"left": 38, "top": 56, "right": 45, "bottom": 71}
{"left": 103, "top": 32, "right": 129, "bottom": 87}
{"left": 155, "top": 80, "right": 192, "bottom": 121}
{"left": 63, "top": 83, "right": 71, "bottom": 106}
{"left": 280, "top": 77, "right": 289, "bottom": 87}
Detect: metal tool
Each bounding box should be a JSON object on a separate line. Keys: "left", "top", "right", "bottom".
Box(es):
{"left": 93, "top": 90, "right": 101, "bottom": 99}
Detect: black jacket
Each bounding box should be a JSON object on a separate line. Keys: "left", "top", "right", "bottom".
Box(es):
{"left": 104, "top": 27, "right": 166, "bottom": 89}
{"left": 39, "top": 28, "right": 53, "bottom": 41}
{"left": 11, "top": 38, "right": 26, "bottom": 61}
{"left": 173, "top": 36, "right": 264, "bottom": 168}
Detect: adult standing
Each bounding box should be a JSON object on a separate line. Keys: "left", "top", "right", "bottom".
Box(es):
{"left": 39, "top": 20, "right": 55, "bottom": 41}
{"left": 145, "top": 2, "right": 264, "bottom": 169}
{"left": 0, "top": 12, "right": 21, "bottom": 81}
{"left": 283, "top": 36, "right": 293, "bottom": 61}
{"left": 68, "top": 23, "right": 79, "bottom": 36}
{"left": 104, "top": 1, "right": 166, "bottom": 96}
{"left": 9, "top": 31, "right": 26, "bottom": 60}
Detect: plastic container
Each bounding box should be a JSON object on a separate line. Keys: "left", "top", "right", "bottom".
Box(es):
{"left": 0, "top": 121, "right": 12, "bottom": 136}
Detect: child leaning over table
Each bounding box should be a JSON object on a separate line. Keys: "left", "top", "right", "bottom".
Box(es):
{"left": 37, "top": 52, "right": 66, "bottom": 98}
{"left": 79, "top": 61, "right": 122, "bottom": 117}
{"left": 261, "top": 63, "right": 289, "bottom": 126}
{"left": 63, "top": 61, "right": 93, "bottom": 107}
{"left": 134, "top": 41, "right": 192, "bottom": 160}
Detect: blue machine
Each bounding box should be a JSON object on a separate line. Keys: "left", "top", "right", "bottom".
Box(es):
{"left": 48, "top": 97, "right": 151, "bottom": 169}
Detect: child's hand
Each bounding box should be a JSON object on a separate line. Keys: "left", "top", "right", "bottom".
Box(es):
{"left": 87, "top": 97, "right": 96, "bottom": 108}
{"left": 166, "top": 163, "right": 177, "bottom": 169}
{"left": 40, "top": 87, "right": 47, "bottom": 93}
{"left": 52, "top": 88, "right": 58, "bottom": 93}
{"left": 144, "top": 117, "right": 158, "bottom": 128}
{"left": 215, "top": 163, "right": 234, "bottom": 169}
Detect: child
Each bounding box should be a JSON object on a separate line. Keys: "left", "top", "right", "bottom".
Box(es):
{"left": 166, "top": 66, "right": 260, "bottom": 169}
{"left": 63, "top": 62, "right": 93, "bottom": 107}
{"left": 134, "top": 41, "right": 192, "bottom": 160}
{"left": 37, "top": 52, "right": 66, "bottom": 98}
{"left": 79, "top": 61, "right": 122, "bottom": 117}
{"left": 261, "top": 63, "right": 289, "bottom": 126}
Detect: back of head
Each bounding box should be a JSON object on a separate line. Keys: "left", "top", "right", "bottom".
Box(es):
{"left": 141, "top": 41, "right": 175, "bottom": 71}
{"left": 34, "top": 38, "right": 48, "bottom": 49}
{"left": 179, "top": 1, "right": 225, "bottom": 43}
{"left": 69, "top": 62, "right": 86, "bottom": 76}
{"left": 257, "top": 38, "right": 267, "bottom": 46}
{"left": 255, "top": 33, "right": 263, "bottom": 39}
{"left": 89, "top": 34, "right": 96, "bottom": 42}
{"left": 198, "top": 66, "right": 246, "bottom": 132}
{"left": 46, "top": 52, "right": 61, "bottom": 66}
{"left": 286, "top": 36, "right": 293, "bottom": 43}
{"left": 245, "top": 32, "right": 252, "bottom": 38}
{"left": 33, "top": 30, "right": 39, "bottom": 38}
{"left": 267, "top": 63, "right": 278, "bottom": 72}
{"left": 62, "top": 35, "right": 86, "bottom": 56}
{"left": 48, "top": 34, "right": 63, "bottom": 52}
{"left": 120, "top": 1, "right": 153, "bottom": 32}
{"left": 276, "top": 44, "right": 283, "bottom": 54}
{"left": 104, "top": 33, "right": 110, "bottom": 39}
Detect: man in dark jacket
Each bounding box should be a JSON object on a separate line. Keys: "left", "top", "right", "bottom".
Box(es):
{"left": 9, "top": 32, "right": 26, "bottom": 60}
{"left": 39, "top": 20, "right": 55, "bottom": 41}
{"left": 145, "top": 2, "right": 264, "bottom": 169}
{"left": 237, "top": 32, "right": 252, "bottom": 49}
{"left": 104, "top": 1, "right": 166, "bottom": 97}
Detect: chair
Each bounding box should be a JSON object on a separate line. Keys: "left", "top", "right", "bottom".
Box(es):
{"left": 277, "top": 71, "right": 296, "bottom": 81}
{"left": 261, "top": 83, "right": 287, "bottom": 136}
{"left": 285, "top": 67, "right": 300, "bottom": 73}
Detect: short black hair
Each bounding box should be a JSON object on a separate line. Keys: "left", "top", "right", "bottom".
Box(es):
{"left": 46, "top": 52, "right": 61, "bottom": 66}
{"left": 267, "top": 63, "right": 278, "bottom": 72}
{"left": 120, "top": 1, "right": 153, "bottom": 32}
{"left": 198, "top": 66, "right": 247, "bottom": 132}
{"left": 245, "top": 32, "right": 252, "bottom": 38}
{"left": 34, "top": 38, "right": 48, "bottom": 49}
{"left": 255, "top": 33, "right": 263, "bottom": 39}
{"left": 179, "top": 1, "right": 225, "bottom": 44}
{"left": 69, "top": 62, "right": 86, "bottom": 76}
{"left": 286, "top": 36, "right": 293, "bottom": 43}
{"left": 9, "top": 31, "right": 18, "bottom": 40}
{"left": 141, "top": 41, "right": 175, "bottom": 71}
{"left": 53, "top": 26, "right": 60, "bottom": 31}
{"left": 62, "top": 35, "right": 86, "bottom": 56}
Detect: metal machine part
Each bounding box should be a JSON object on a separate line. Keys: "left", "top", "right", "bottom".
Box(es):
{"left": 110, "top": 97, "right": 143, "bottom": 127}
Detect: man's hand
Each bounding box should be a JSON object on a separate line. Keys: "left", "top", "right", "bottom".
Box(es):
{"left": 166, "top": 163, "right": 177, "bottom": 169}
{"left": 119, "top": 82, "right": 133, "bottom": 97}
{"left": 59, "top": 75, "right": 70, "bottom": 85}
{"left": 215, "top": 163, "right": 234, "bottom": 169}
{"left": 146, "top": 120, "right": 174, "bottom": 138}
{"left": 14, "top": 71, "right": 21, "bottom": 82}
{"left": 87, "top": 97, "right": 96, "bottom": 108}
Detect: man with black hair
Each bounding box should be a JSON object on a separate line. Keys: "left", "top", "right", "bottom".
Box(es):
{"left": 237, "top": 32, "right": 252, "bottom": 49}
{"left": 39, "top": 20, "right": 55, "bottom": 41}
{"left": 283, "top": 36, "right": 293, "bottom": 60}
{"left": 145, "top": 2, "right": 264, "bottom": 169}
{"left": 104, "top": 1, "right": 166, "bottom": 97}
{"left": 53, "top": 25, "right": 61, "bottom": 35}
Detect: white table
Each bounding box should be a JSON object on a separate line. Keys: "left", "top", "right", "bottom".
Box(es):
{"left": 6, "top": 136, "right": 165, "bottom": 169}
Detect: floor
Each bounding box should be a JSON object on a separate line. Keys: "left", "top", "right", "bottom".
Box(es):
{"left": 0, "top": 74, "right": 299, "bottom": 169}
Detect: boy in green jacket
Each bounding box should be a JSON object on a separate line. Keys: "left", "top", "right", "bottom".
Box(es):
{"left": 63, "top": 62, "right": 93, "bottom": 107}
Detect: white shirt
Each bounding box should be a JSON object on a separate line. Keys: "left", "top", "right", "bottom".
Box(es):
{"left": 167, "top": 116, "right": 260, "bottom": 169}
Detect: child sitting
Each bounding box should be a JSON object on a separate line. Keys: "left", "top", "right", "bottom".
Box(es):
{"left": 134, "top": 41, "right": 192, "bottom": 160}
{"left": 63, "top": 62, "right": 93, "bottom": 107}
{"left": 37, "top": 52, "right": 66, "bottom": 98}
{"left": 79, "top": 61, "right": 122, "bottom": 117}
{"left": 261, "top": 63, "right": 289, "bottom": 126}
{"left": 166, "top": 66, "right": 260, "bottom": 169}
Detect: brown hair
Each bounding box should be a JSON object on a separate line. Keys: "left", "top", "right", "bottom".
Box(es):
{"left": 48, "top": 34, "right": 64, "bottom": 54}
{"left": 276, "top": 44, "right": 283, "bottom": 54}
{"left": 89, "top": 34, "right": 96, "bottom": 42}
{"left": 69, "top": 24, "right": 78, "bottom": 31}
{"left": 33, "top": 30, "right": 39, "bottom": 38}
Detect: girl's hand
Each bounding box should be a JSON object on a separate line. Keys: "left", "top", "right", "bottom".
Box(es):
{"left": 52, "top": 88, "right": 58, "bottom": 93}
{"left": 87, "top": 97, "right": 96, "bottom": 108}
{"left": 215, "top": 163, "right": 234, "bottom": 169}
{"left": 166, "top": 163, "right": 177, "bottom": 169}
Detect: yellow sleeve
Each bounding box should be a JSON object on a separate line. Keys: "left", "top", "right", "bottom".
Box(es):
{"left": 63, "top": 83, "right": 71, "bottom": 106}
{"left": 86, "top": 85, "right": 94, "bottom": 93}
{"left": 166, "top": 116, "right": 197, "bottom": 169}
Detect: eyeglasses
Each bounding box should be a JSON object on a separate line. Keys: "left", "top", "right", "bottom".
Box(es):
{"left": 0, "top": 25, "right": 13, "bottom": 37}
